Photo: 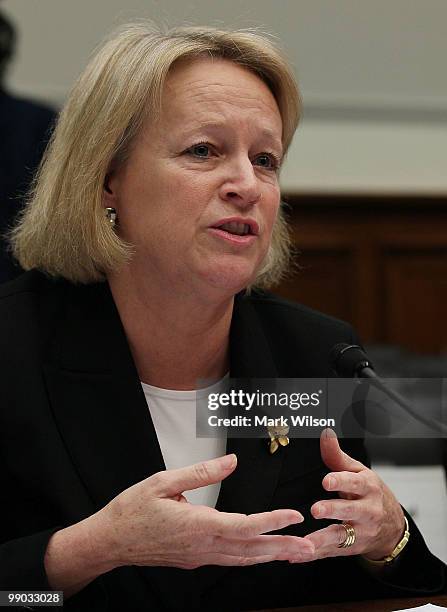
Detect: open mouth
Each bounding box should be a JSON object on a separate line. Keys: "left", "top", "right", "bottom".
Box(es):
{"left": 214, "top": 222, "right": 253, "bottom": 236}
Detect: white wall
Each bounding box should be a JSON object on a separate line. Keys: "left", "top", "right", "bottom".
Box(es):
{"left": 2, "top": 0, "right": 447, "bottom": 195}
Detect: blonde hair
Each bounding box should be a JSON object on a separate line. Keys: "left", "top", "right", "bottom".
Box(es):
{"left": 9, "top": 21, "right": 301, "bottom": 288}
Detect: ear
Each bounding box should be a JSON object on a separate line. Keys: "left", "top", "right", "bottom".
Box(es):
{"left": 103, "top": 172, "right": 118, "bottom": 207}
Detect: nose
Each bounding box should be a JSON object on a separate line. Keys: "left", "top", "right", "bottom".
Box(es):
{"left": 219, "top": 156, "right": 262, "bottom": 208}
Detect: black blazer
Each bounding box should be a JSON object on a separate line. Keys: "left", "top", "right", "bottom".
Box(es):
{"left": 0, "top": 270, "right": 445, "bottom": 611}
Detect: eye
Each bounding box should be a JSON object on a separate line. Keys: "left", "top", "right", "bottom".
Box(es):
{"left": 254, "top": 152, "right": 281, "bottom": 171}
{"left": 188, "top": 143, "right": 212, "bottom": 158}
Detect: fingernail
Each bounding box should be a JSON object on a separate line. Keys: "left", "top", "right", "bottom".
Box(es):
{"left": 326, "top": 476, "right": 336, "bottom": 490}
{"left": 292, "top": 512, "right": 304, "bottom": 523}
{"left": 322, "top": 427, "right": 336, "bottom": 439}
{"left": 313, "top": 504, "right": 322, "bottom": 517}
{"left": 220, "top": 454, "right": 236, "bottom": 469}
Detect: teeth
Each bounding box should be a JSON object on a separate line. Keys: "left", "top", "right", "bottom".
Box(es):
{"left": 219, "top": 222, "right": 250, "bottom": 235}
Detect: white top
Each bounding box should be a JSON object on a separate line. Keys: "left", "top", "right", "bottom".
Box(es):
{"left": 141, "top": 376, "right": 228, "bottom": 508}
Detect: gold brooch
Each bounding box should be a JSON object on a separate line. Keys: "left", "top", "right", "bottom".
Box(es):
{"left": 267, "top": 424, "right": 290, "bottom": 454}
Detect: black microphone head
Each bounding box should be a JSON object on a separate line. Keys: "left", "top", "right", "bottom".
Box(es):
{"left": 330, "top": 343, "right": 374, "bottom": 377}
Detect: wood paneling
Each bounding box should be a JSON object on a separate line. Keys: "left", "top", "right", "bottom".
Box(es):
{"left": 277, "top": 250, "right": 354, "bottom": 322}
{"left": 383, "top": 252, "right": 447, "bottom": 352}
{"left": 274, "top": 196, "right": 447, "bottom": 353}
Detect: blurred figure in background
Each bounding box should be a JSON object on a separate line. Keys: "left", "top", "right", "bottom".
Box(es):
{"left": 0, "top": 8, "right": 56, "bottom": 283}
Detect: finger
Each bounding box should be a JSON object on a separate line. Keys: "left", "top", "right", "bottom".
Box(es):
{"left": 214, "top": 534, "right": 315, "bottom": 559}
{"left": 311, "top": 498, "right": 367, "bottom": 522}
{"left": 320, "top": 428, "right": 364, "bottom": 473}
{"left": 322, "top": 471, "right": 368, "bottom": 497}
{"left": 304, "top": 524, "right": 361, "bottom": 557}
{"left": 204, "top": 508, "right": 304, "bottom": 539}
{"left": 150, "top": 454, "right": 237, "bottom": 497}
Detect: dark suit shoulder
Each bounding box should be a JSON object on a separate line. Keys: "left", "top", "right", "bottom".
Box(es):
{"left": 246, "top": 289, "right": 352, "bottom": 333}
{"left": 0, "top": 271, "right": 71, "bottom": 365}
{"left": 241, "top": 290, "right": 357, "bottom": 377}
{"left": 0, "top": 269, "right": 62, "bottom": 302}
{"left": 0, "top": 91, "right": 56, "bottom": 128}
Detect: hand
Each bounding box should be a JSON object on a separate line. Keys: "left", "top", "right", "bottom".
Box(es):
{"left": 302, "top": 429, "right": 405, "bottom": 562}
{"left": 97, "top": 454, "right": 315, "bottom": 569}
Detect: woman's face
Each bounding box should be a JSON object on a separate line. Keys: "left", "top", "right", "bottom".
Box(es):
{"left": 106, "top": 57, "right": 283, "bottom": 297}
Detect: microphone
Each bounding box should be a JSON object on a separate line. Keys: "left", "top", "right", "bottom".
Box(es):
{"left": 330, "top": 343, "right": 375, "bottom": 378}
{"left": 330, "top": 343, "right": 447, "bottom": 436}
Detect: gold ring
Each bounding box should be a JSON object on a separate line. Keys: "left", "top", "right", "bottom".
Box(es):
{"left": 338, "top": 522, "right": 356, "bottom": 548}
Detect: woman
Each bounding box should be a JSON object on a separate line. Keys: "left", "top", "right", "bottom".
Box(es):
{"left": 0, "top": 22, "right": 445, "bottom": 611}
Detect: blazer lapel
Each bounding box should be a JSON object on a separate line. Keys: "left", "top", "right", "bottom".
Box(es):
{"left": 43, "top": 281, "right": 165, "bottom": 512}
